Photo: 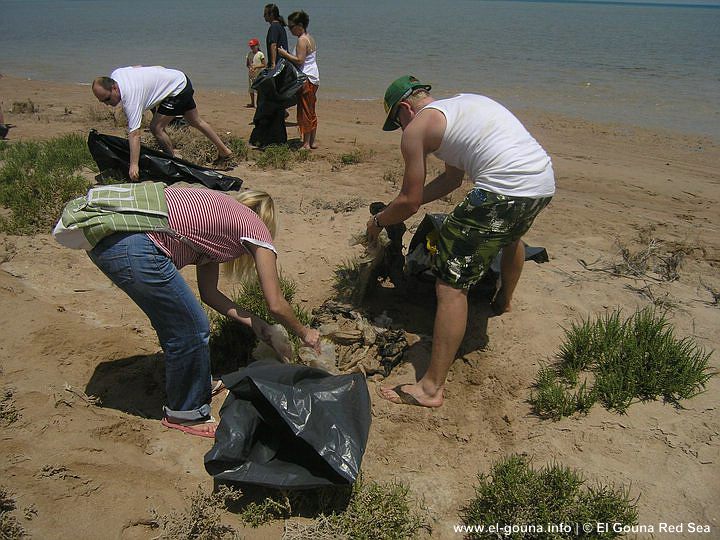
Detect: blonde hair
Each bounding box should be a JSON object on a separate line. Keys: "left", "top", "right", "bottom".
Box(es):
{"left": 406, "top": 88, "right": 431, "bottom": 108}
{"left": 222, "top": 189, "right": 278, "bottom": 281}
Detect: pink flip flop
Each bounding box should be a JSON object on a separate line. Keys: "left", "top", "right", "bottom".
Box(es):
{"left": 161, "top": 417, "right": 217, "bottom": 439}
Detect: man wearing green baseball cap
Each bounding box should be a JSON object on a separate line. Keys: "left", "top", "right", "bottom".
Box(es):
{"left": 368, "top": 75, "right": 555, "bottom": 408}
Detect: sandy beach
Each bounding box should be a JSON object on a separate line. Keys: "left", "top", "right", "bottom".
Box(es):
{"left": 1, "top": 74, "right": 719, "bottom": 538}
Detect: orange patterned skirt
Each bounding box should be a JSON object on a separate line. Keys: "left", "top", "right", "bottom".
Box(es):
{"left": 297, "top": 80, "right": 318, "bottom": 135}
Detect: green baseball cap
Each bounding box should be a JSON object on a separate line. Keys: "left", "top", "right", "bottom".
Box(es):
{"left": 382, "top": 75, "right": 432, "bottom": 131}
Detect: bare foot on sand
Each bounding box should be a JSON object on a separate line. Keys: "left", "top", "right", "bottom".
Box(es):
{"left": 376, "top": 383, "right": 444, "bottom": 408}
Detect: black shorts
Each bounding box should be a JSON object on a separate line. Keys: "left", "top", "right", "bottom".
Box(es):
{"left": 156, "top": 77, "right": 197, "bottom": 116}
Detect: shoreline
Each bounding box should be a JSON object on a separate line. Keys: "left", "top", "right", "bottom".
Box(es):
{"left": 2, "top": 73, "right": 718, "bottom": 144}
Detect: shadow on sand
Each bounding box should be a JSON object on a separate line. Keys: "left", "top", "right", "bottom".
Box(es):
{"left": 85, "top": 353, "right": 166, "bottom": 420}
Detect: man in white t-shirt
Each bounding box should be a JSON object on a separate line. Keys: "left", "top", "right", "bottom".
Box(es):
{"left": 367, "top": 75, "right": 555, "bottom": 409}
{"left": 92, "top": 66, "right": 234, "bottom": 180}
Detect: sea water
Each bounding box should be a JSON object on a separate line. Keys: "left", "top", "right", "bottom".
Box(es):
{"left": 1, "top": 0, "right": 718, "bottom": 137}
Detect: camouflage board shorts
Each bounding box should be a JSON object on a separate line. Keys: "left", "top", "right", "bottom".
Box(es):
{"left": 432, "top": 188, "right": 551, "bottom": 288}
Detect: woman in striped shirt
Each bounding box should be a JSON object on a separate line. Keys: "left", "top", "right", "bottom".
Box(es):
{"left": 88, "top": 186, "right": 321, "bottom": 438}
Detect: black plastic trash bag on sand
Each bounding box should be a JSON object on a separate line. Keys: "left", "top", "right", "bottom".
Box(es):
{"left": 250, "top": 60, "right": 307, "bottom": 148}
{"left": 87, "top": 130, "right": 243, "bottom": 191}
{"left": 205, "top": 362, "right": 371, "bottom": 489}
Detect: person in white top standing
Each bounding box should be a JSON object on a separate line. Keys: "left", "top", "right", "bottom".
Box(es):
{"left": 367, "top": 75, "right": 555, "bottom": 409}
{"left": 278, "top": 10, "right": 320, "bottom": 149}
{"left": 92, "top": 66, "right": 235, "bottom": 180}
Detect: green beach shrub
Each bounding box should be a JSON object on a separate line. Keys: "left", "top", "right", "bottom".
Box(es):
{"left": 333, "top": 257, "right": 362, "bottom": 301}
{"left": 530, "top": 307, "right": 714, "bottom": 419}
{"left": 0, "top": 134, "right": 95, "bottom": 234}
{"left": 254, "top": 144, "right": 295, "bottom": 169}
{"left": 250, "top": 144, "right": 311, "bottom": 169}
{"left": 460, "top": 455, "right": 638, "bottom": 540}
{"left": 226, "top": 136, "right": 249, "bottom": 161}
{"left": 283, "top": 475, "right": 428, "bottom": 540}
{"left": 333, "top": 147, "right": 374, "bottom": 168}
{"left": 1, "top": 388, "right": 20, "bottom": 427}
{"left": 148, "top": 485, "right": 241, "bottom": 539}
{"left": 383, "top": 168, "right": 401, "bottom": 187}
{"left": 0, "top": 486, "right": 26, "bottom": 540}
{"left": 11, "top": 99, "right": 38, "bottom": 114}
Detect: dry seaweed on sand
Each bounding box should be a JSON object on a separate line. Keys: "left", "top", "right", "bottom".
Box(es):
{"left": 310, "top": 300, "right": 410, "bottom": 378}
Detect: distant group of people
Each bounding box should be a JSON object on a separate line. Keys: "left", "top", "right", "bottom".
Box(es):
{"left": 248, "top": 4, "right": 319, "bottom": 148}
{"left": 82, "top": 5, "right": 553, "bottom": 437}
{"left": 249, "top": 4, "right": 319, "bottom": 149}
{"left": 91, "top": 4, "right": 319, "bottom": 182}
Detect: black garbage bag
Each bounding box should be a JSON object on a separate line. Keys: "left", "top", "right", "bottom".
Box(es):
{"left": 87, "top": 130, "right": 243, "bottom": 191}
{"left": 406, "top": 212, "right": 549, "bottom": 280}
{"left": 204, "top": 362, "right": 371, "bottom": 489}
{"left": 251, "top": 59, "right": 307, "bottom": 108}
{"left": 249, "top": 60, "right": 307, "bottom": 148}
{"left": 249, "top": 99, "right": 287, "bottom": 148}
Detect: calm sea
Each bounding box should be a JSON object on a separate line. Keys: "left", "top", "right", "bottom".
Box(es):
{"left": 1, "top": 0, "right": 719, "bottom": 138}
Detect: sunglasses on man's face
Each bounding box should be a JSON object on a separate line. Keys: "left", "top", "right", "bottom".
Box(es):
{"left": 391, "top": 105, "right": 403, "bottom": 128}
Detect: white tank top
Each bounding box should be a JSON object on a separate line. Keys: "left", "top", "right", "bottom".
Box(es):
{"left": 423, "top": 94, "right": 555, "bottom": 198}
{"left": 299, "top": 49, "right": 319, "bottom": 85}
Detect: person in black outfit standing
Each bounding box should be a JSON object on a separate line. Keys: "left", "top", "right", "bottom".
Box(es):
{"left": 264, "top": 3, "right": 288, "bottom": 69}
{"left": 251, "top": 3, "right": 291, "bottom": 147}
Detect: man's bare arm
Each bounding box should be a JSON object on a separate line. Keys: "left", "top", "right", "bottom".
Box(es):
{"left": 422, "top": 164, "right": 464, "bottom": 204}
{"left": 128, "top": 129, "right": 141, "bottom": 181}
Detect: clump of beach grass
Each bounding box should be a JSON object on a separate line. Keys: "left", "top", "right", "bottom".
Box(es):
{"left": 283, "top": 475, "right": 428, "bottom": 540}
{"left": 234, "top": 496, "right": 292, "bottom": 528}
{"left": 139, "top": 125, "right": 248, "bottom": 166}
{"left": 332, "top": 257, "right": 362, "bottom": 301}
{"left": 382, "top": 168, "right": 402, "bottom": 187}
{"left": 11, "top": 99, "right": 38, "bottom": 114}
{"left": 311, "top": 197, "right": 366, "bottom": 214}
{"left": 140, "top": 126, "right": 213, "bottom": 165}
{"left": 1, "top": 388, "right": 20, "bottom": 426}
{"left": 700, "top": 279, "right": 720, "bottom": 307}
{"left": 0, "top": 134, "right": 95, "bottom": 234}
{"left": 332, "top": 147, "right": 374, "bottom": 169}
{"left": 0, "top": 486, "right": 26, "bottom": 540}
{"left": 254, "top": 144, "right": 310, "bottom": 169}
{"left": 208, "top": 274, "right": 312, "bottom": 374}
{"left": 146, "top": 485, "right": 242, "bottom": 540}
{"left": 226, "top": 136, "right": 250, "bottom": 161}
{"left": 85, "top": 103, "right": 123, "bottom": 127}
{"left": 530, "top": 307, "right": 714, "bottom": 419}
{"left": 460, "top": 454, "right": 638, "bottom": 540}
{"left": 149, "top": 477, "right": 425, "bottom": 539}
{"left": 580, "top": 230, "right": 694, "bottom": 283}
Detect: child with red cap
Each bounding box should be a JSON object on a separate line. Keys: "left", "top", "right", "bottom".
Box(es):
{"left": 246, "top": 38, "right": 266, "bottom": 108}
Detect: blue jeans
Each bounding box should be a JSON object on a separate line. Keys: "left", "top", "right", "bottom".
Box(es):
{"left": 89, "top": 233, "right": 212, "bottom": 421}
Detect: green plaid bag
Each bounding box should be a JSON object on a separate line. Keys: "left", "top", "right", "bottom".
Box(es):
{"left": 53, "top": 182, "right": 171, "bottom": 250}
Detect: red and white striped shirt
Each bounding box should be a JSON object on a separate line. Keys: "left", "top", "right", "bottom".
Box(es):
{"left": 147, "top": 187, "right": 275, "bottom": 269}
